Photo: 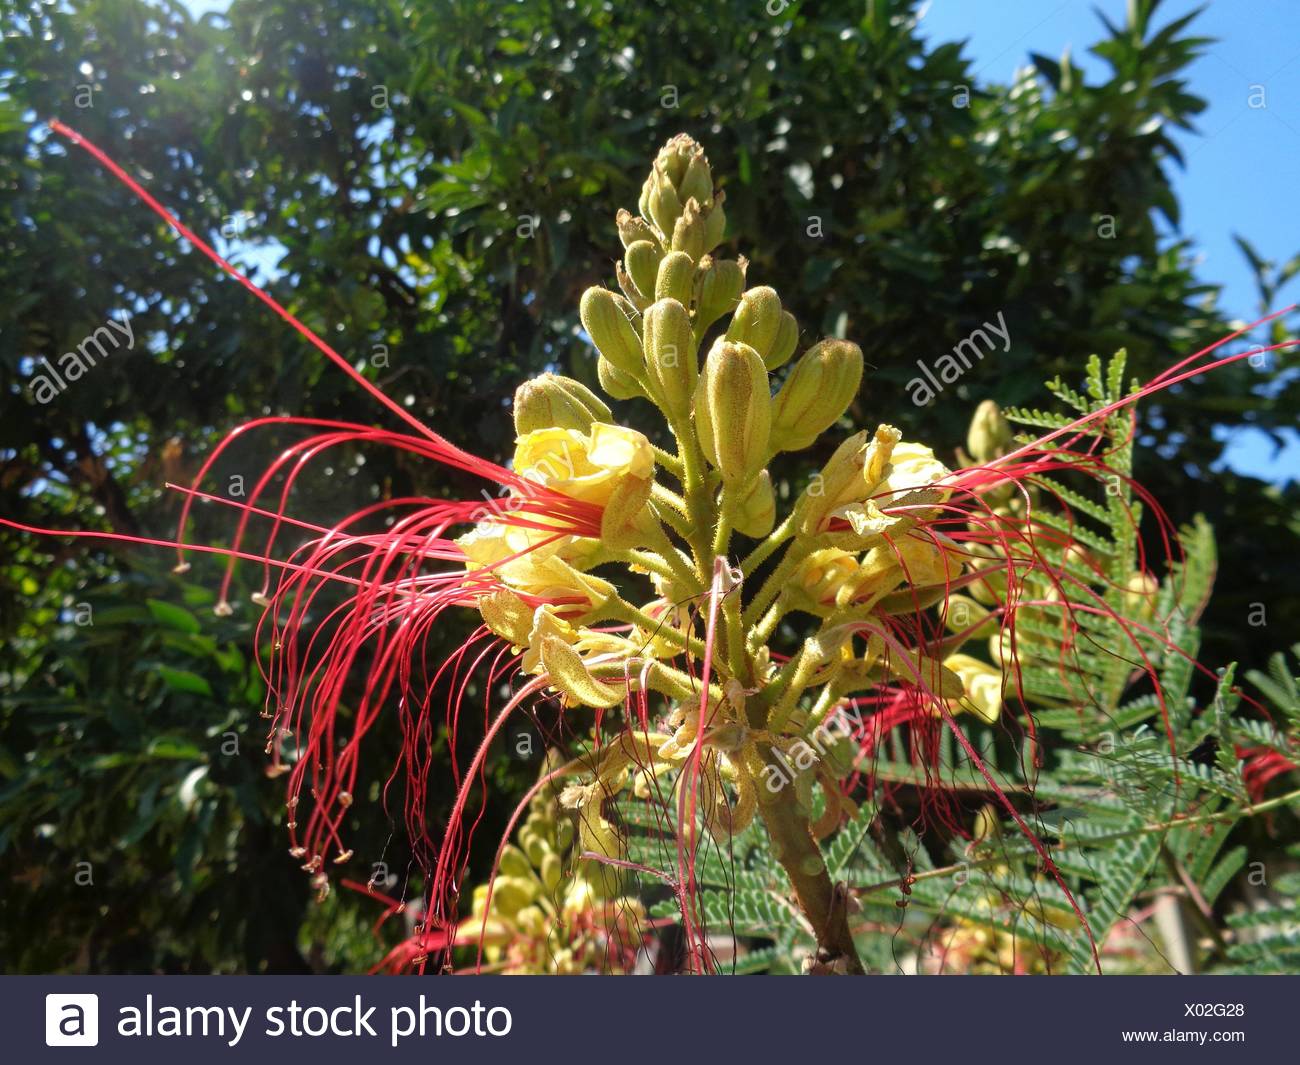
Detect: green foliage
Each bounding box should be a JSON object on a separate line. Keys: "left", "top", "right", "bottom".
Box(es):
{"left": 630, "top": 355, "right": 1298, "bottom": 974}
{"left": 0, "top": 563, "right": 314, "bottom": 971}
{"left": 1223, "top": 846, "right": 1300, "bottom": 974}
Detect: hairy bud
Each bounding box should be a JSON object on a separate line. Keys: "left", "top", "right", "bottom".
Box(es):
{"left": 616, "top": 207, "right": 659, "bottom": 250}
{"left": 641, "top": 163, "right": 684, "bottom": 239}
{"left": 771, "top": 339, "right": 864, "bottom": 452}
{"left": 677, "top": 149, "right": 714, "bottom": 208}
{"left": 513, "top": 373, "right": 613, "bottom": 435}
{"left": 694, "top": 339, "right": 771, "bottom": 483}
{"left": 615, "top": 262, "right": 648, "bottom": 311}
{"left": 598, "top": 355, "right": 644, "bottom": 400}
{"left": 731, "top": 469, "right": 777, "bottom": 538}
{"left": 694, "top": 256, "right": 746, "bottom": 332}
{"left": 967, "top": 399, "right": 1012, "bottom": 465}
{"left": 580, "top": 287, "right": 644, "bottom": 378}
{"left": 624, "top": 240, "right": 663, "bottom": 304}
{"left": 643, "top": 298, "right": 698, "bottom": 422}
{"left": 655, "top": 250, "right": 696, "bottom": 306}
{"left": 726, "top": 287, "right": 791, "bottom": 368}
{"left": 768, "top": 311, "right": 799, "bottom": 370}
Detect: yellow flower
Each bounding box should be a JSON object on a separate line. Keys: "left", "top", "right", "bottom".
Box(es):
{"left": 514, "top": 423, "right": 654, "bottom": 507}
{"left": 797, "top": 424, "right": 901, "bottom": 534}
{"left": 458, "top": 524, "right": 612, "bottom": 612}
{"left": 840, "top": 532, "right": 961, "bottom": 607}
{"left": 791, "top": 549, "right": 859, "bottom": 614}
{"left": 878, "top": 441, "right": 952, "bottom": 503}
{"left": 516, "top": 605, "right": 636, "bottom": 708}
{"left": 459, "top": 423, "right": 653, "bottom": 605}
{"left": 943, "top": 653, "right": 1003, "bottom": 724}
{"left": 520, "top": 605, "right": 635, "bottom": 677}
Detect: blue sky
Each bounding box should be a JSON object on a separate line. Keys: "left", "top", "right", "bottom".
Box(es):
{"left": 179, "top": 0, "right": 1299, "bottom": 481}
{"left": 917, "top": 0, "right": 1300, "bottom": 482}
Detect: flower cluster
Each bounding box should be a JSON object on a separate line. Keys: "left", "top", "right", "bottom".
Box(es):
{"left": 444, "top": 135, "right": 1033, "bottom": 972}
{"left": 38, "top": 122, "right": 1290, "bottom": 976}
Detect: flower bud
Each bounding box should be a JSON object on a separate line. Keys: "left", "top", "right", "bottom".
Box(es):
{"left": 498, "top": 844, "right": 535, "bottom": 883}
{"left": 478, "top": 588, "right": 536, "bottom": 648}
{"left": 659, "top": 134, "right": 699, "bottom": 183}
{"left": 791, "top": 549, "right": 859, "bottom": 615}
{"left": 624, "top": 240, "right": 663, "bottom": 303}
{"left": 966, "top": 400, "right": 1012, "bottom": 465}
{"left": 670, "top": 198, "right": 708, "bottom": 259}
{"left": 731, "top": 469, "right": 776, "bottom": 538}
{"left": 540, "top": 851, "right": 563, "bottom": 892}
{"left": 598, "top": 355, "right": 644, "bottom": 400}
{"left": 770, "top": 339, "right": 863, "bottom": 452}
{"left": 702, "top": 194, "right": 726, "bottom": 253}
{"left": 1123, "top": 571, "right": 1159, "bottom": 620}
{"left": 541, "top": 633, "right": 625, "bottom": 709}
{"left": 647, "top": 134, "right": 713, "bottom": 207}
{"left": 942, "top": 594, "right": 997, "bottom": 638}
{"left": 943, "top": 654, "right": 1003, "bottom": 725}
{"left": 616, "top": 208, "right": 659, "bottom": 250}
{"left": 640, "top": 162, "right": 684, "bottom": 239}
{"left": 694, "top": 256, "right": 746, "bottom": 331}
{"left": 725, "top": 287, "right": 786, "bottom": 366}
{"left": 489, "top": 876, "right": 537, "bottom": 918}
{"left": 580, "top": 287, "right": 644, "bottom": 378}
{"left": 513, "top": 373, "right": 613, "bottom": 436}
{"left": 679, "top": 150, "right": 714, "bottom": 208}
{"left": 972, "top": 805, "right": 1000, "bottom": 843}
{"left": 600, "top": 469, "right": 656, "bottom": 550}
{"left": 855, "top": 535, "right": 960, "bottom": 605}
{"left": 768, "top": 311, "right": 799, "bottom": 370}
{"left": 643, "top": 298, "right": 698, "bottom": 422}
{"left": 655, "top": 251, "right": 696, "bottom": 305}
{"left": 615, "top": 261, "right": 649, "bottom": 312}
{"left": 694, "top": 339, "right": 771, "bottom": 482}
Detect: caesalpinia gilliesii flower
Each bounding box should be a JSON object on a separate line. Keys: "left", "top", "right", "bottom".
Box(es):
{"left": 442, "top": 134, "right": 1022, "bottom": 972}
{"left": 23, "top": 122, "right": 1294, "bottom": 975}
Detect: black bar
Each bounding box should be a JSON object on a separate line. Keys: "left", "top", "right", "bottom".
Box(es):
{"left": 9, "top": 974, "right": 1290, "bottom": 1062}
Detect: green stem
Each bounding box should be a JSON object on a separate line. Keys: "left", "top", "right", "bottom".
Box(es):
{"left": 748, "top": 595, "right": 789, "bottom": 653}
{"left": 588, "top": 658, "right": 721, "bottom": 704}
{"left": 650, "top": 490, "right": 691, "bottom": 538}
{"left": 767, "top": 643, "right": 820, "bottom": 735}
{"left": 740, "top": 513, "right": 795, "bottom": 576}
{"left": 722, "top": 583, "right": 747, "bottom": 683}
{"left": 623, "top": 547, "right": 698, "bottom": 595}
{"left": 651, "top": 444, "right": 684, "bottom": 480}
{"left": 670, "top": 415, "right": 715, "bottom": 569}
{"left": 803, "top": 684, "right": 840, "bottom": 736}
{"left": 608, "top": 600, "right": 709, "bottom": 660}
{"left": 744, "top": 539, "right": 812, "bottom": 629}
{"left": 711, "top": 496, "right": 734, "bottom": 559}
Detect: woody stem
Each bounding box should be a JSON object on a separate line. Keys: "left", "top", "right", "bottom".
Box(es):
{"left": 754, "top": 741, "right": 863, "bottom": 974}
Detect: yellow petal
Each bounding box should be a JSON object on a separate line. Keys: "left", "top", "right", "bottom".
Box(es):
{"left": 943, "top": 653, "right": 1004, "bottom": 724}
{"left": 479, "top": 588, "right": 535, "bottom": 648}
{"left": 539, "top": 634, "right": 626, "bottom": 708}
